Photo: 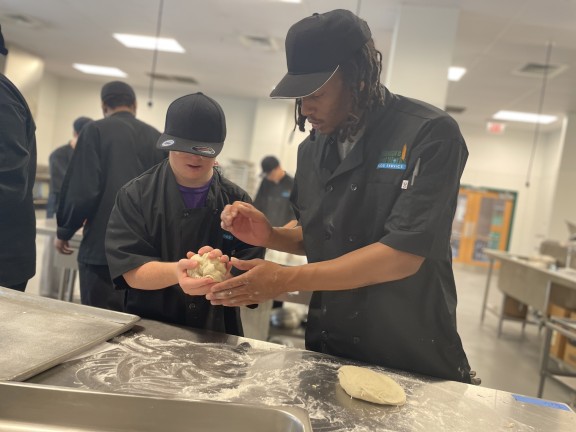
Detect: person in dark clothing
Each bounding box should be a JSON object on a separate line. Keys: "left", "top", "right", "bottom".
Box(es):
{"left": 56, "top": 81, "right": 165, "bottom": 311}
{"left": 209, "top": 10, "right": 474, "bottom": 384}
{"left": 106, "top": 93, "right": 264, "bottom": 334}
{"left": 253, "top": 156, "right": 296, "bottom": 228}
{"left": 0, "top": 24, "right": 37, "bottom": 292}
{"left": 46, "top": 116, "right": 92, "bottom": 218}
{"left": 253, "top": 155, "right": 297, "bottom": 311}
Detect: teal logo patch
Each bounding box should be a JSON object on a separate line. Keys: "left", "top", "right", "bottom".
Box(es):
{"left": 377, "top": 144, "right": 407, "bottom": 170}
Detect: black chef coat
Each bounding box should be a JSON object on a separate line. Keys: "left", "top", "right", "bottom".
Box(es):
{"left": 46, "top": 143, "right": 73, "bottom": 218}
{"left": 106, "top": 160, "right": 265, "bottom": 335}
{"left": 253, "top": 173, "right": 296, "bottom": 227}
{"left": 57, "top": 111, "right": 164, "bottom": 265}
{"left": 0, "top": 73, "right": 37, "bottom": 287}
{"left": 291, "top": 87, "right": 472, "bottom": 383}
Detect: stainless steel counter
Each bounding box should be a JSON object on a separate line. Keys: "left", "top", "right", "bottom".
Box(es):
{"left": 24, "top": 319, "right": 576, "bottom": 432}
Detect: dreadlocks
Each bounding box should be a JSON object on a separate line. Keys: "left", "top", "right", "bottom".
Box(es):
{"left": 294, "top": 39, "right": 385, "bottom": 143}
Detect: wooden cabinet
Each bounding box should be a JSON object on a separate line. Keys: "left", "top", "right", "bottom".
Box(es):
{"left": 451, "top": 186, "right": 516, "bottom": 266}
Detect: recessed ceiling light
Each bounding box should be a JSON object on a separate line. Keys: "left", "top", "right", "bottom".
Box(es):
{"left": 493, "top": 110, "right": 557, "bottom": 124}
{"left": 73, "top": 63, "right": 127, "bottom": 77}
{"left": 278, "top": 0, "right": 302, "bottom": 3}
{"left": 448, "top": 66, "right": 466, "bottom": 82}
{"left": 113, "top": 33, "right": 185, "bottom": 53}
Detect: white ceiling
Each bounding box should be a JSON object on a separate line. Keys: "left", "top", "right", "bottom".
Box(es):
{"left": 1, "top": 0, "right": 575, "bottom": 132}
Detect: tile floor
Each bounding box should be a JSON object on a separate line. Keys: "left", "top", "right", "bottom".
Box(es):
{"left": 25, "top": 235, "right": 576, "bottom": 408}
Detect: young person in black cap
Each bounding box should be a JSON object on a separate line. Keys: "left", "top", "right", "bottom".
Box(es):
{"left": 56, "top": 81, "right": 165, "bottom": 311}
{"left": 105, "top": 93, "right": 264, "bottom": 334}
{"left": 0, "top": 24, "right": 37, "bottom": 292}
{"left": 209, "top": 9, "right": 475, "bottom": 383}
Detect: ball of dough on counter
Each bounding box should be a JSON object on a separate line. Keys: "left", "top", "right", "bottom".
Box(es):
{"left": 338, "top": 365, "right": 406, "bottom": 406}
{"left": 186, "top": 254, "right": 227, "bottom": 282}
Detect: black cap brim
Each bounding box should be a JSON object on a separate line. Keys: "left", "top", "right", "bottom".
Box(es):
{"left": 157, "top": 133, "right": 223, "bottom": 158}
{"left": 270, "top": 67, "right": 338, "bottom": 99}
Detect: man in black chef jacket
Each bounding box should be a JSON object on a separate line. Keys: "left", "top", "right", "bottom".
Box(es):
{"left": 208, "top": 9, "right": 474, "bottom": 383}
{"left": 46, "top": 116, "right": 92, "bottom": 218}
{"left": 0, "top": 24, "right": 37, "bottom": 292}
{"left": 56, "top": 81, "right": 165, "bottom": 311}
{"left": 105, "top": 93, "right": 264, "bottom": 334}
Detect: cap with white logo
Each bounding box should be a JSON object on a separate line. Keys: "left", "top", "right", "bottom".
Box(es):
{"left": 156, "top": 93, "right": 226, "bottom": 157}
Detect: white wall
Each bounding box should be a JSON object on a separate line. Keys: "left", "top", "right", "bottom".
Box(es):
{"left": 35, "top": 76, "right": 260, "bottom": 168}
{"left": 459, "top": 122, "right": 564, "bottom": 255}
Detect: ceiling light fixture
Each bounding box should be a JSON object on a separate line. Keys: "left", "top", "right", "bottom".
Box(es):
{"left": 493, "top": 110, "right": 557, "bottom": 125}
{"left": 448, "top": 66, "right": 466, "bottom": 82}
{"left": 73, "top": 63, "right": 127, "bottom": 77}
{"left": 113, "top": 33, "right": 184, "bottom": 53}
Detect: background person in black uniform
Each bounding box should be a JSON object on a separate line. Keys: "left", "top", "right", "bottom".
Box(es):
{"left": 209, "top": 9, "right": 474, "bottom": 383}
{"left": 56, "top": 81, "right": 165, "bottom": 311}
{"left": 40, "top": 116, "right": 92, "bottom": 299}
{"left": 46, "top": 116, "right": 92, "bottom": 218}
{"left": 253, "top": 155, "right": 297, "bottom": 313}
{"left": 105, "top": 93, "right": 264, "bottom": 334}
{"left": 0, "top": 24, "right": 37, "bottom": 292}
{"left": 253, "top": 155, "right": 296, "bottom": 229}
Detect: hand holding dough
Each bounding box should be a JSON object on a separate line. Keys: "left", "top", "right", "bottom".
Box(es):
{"left": 338, "top": 365, "right": 406, "bottom": 406}
{"left": 186, "top": 254, "right": 227, "bottom": 282}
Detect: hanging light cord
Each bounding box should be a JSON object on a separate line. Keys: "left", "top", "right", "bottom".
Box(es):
{"left": 147, "top": 0, "right": 165, "bottom": 107}
{"left": 525, "top": 41, "right": 553, "bottom": 187}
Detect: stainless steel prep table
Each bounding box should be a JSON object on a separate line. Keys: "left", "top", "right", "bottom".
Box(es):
{"left": 22, "top": 319, "right": 576, "bottom": 432}
{"left": 481, "top": 248, "right": 576, "bottom": 331}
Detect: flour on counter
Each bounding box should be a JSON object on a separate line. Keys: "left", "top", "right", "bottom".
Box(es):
{"left": 72, "top": 334, "right": 535, "bottom": 432}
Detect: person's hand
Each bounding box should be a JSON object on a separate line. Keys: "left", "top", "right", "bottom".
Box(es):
{"left": 220, "top": 201, "right": 272, "bottom": 247}
{"left": 206, "top": 258, "right": 288, "bottom": 306}
{"left": 54, "top": 238, "right": 74, "bottom": 254}
{"left": 177, "top": 246, "right": 230, "bottom": 296}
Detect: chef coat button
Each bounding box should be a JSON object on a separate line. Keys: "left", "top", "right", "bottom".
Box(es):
{"left": 350, "top": 183, "right": 358, "bottom": 191}
{"left": 321, "top": 330, "right": 329, "bottom": 341}
{"left": 188, "top": 303, "right": 196, "bottom": 310}
{"left": 348, "top": 235, "right": 356, "bottom": 242}
{"left": 326, "top": 185, "right": 333, "bottom": 192}
{"left": 353, "top": 336, "right": 360, "bottom": 344}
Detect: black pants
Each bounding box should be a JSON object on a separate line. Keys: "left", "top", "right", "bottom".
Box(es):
{"left": 77, "top": 263, "right": 124, "bottom": 312}
{"left": 2, "top": 281, "right": 28, "bottom": 292}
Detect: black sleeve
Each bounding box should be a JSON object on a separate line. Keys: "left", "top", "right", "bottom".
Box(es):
{"left": 382, "top": 119, "right": 468, "bottom": 259}
{"left": 0, "top": 97, "right": 34, "bottom": 204}
{"left": 56, "top": 124, "right": 102, "bottom": 240}
{"left": 106, "top": 185, "right": 161, "bottom": 289}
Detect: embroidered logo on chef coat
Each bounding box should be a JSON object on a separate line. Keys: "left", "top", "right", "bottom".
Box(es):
{"left": 376, "top": 144, "right": 407, "bottom": 170}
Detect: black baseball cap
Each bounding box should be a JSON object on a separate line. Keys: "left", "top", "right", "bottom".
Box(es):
{"left": 157, "top": 93, "right": 226, "bottom": 158}
{"left": 101, "top": 81, "right": 136, "bottom": 103}
{"left": 0, "top": 24, "right": 8, "bottom": 56}
{"left": 261, "top": 156, "right": 280, "bottom": 176}
{"left": 270, "top": 9, "right": 371, "bottom": 99}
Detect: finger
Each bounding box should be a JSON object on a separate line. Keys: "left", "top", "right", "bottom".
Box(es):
{"left": 197, "top": 245, "right": 214, "bottom": 255}
{"left": 229, "top": 258, "right": 260, "bottom": 271}
{"left": 209, "top": 274, "right": 251, "bottom": 294}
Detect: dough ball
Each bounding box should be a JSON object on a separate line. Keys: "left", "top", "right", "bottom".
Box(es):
{"left": 338, "top": 365, "right": 406, "bottom": 406}
{"left": 186, "top": 254, "right": 227, "bottom": 282}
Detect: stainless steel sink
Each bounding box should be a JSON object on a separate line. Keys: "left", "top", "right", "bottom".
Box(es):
{"left": 0, "top": 382, "right": 312, "bottom": 432}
